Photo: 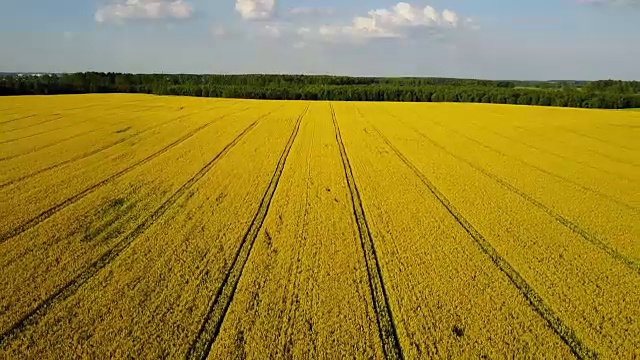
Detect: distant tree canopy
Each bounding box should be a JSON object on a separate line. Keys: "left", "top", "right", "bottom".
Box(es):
{"left": 1, "top": 73, "right": 639, "bottom": 109}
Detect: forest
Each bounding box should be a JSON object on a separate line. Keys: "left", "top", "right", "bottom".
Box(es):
{"left": 1, "top": 72, "right": 639, "bottom": 109}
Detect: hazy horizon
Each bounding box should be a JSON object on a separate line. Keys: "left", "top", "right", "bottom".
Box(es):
{"left": 1, "top": 0, "right": 639, "bottom": 80}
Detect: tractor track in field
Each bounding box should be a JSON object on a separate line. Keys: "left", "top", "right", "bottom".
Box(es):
{"left": 516, "top": 126, "right": 640, "bottom": 167}
{"left": 511, "top": 125, "right": 640, "bottom": 169}
{"left": 331, "top": 104, "right": 404, "bottom": 360}
{"left": 0, "top": 104, "right": 237, "bottom": 186}
{"left": 0, "top": 103, "right": 233, "bottom": 162}
{"left": 3, "top": 116, "right": 64, "bottom": 133}
{"left": 477, "top": 123, "right": 631, "bottom": 180}
{"left": 428, "top": 118, "right": 639, "bottom": 214}
{"left": 0, "top": 118, "right": 174, "bottom": 187}
{"left": 280, "top": 104, "right": 317, "bottom": 355}
{"left": 0, "top": 114, "right": 37, "bottom": 125}
{"left": 0, "top": 108, "right": 203, "bottom": 188}
{"left": 0, "top": 116, "right": 64, "bottom": 142}
{"left": 0, "top": 103, "right": 158, "bottom": 145}
{"left": 368, "top": 122, "right": 598, "bottom": 360}
{"left": 185, "top": 103, "right": 309, "bottom": 360}
{"left": 0, "top": 120, "right": 130, "bottom": 162}
{"left": 510, "top": 125, "right": 639, "bottom": 177}
{"left": 0, "top": 105, "right": 253, "bottom": 243}
{"left": 376, "top": 109, "right": 640, "bottom": 275}
{"left": 0, "top": 101, "right": 145, "bottom": 126}
{"left": 561, "top": 127, "right": 639, "bottom": 153}
{"left": 0, "top": 111, "right": 270, "bottom": 349}
{"left": 36, "top": 100, "right": 149, "bottom": 115}
{"left": 584, "top": 148, "right": 640, "bottom": 169}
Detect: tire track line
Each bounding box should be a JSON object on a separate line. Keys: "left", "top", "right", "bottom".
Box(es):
{"left": 0, "top": 107, "right": 208, "bottom": 188}
{"left": 0, "top": 110, "right": 272, "bottom": 349}
{"left": 378, "top": 110, "right": 640, "bottom": 274}
{"left": 25, "top": 100, "right": 147, "bottom": 116}
{"left": 481, "top": 124, "right": 632, "bottom": 180}
{"left": 0, "top": 104, "right": 235, "bottom": 182}
{"left": 281, "top": 108, "right": 316, "bottom": 354}
{"left": 185, "top": 103, "right": 309, "bottom": 360}
{"left": 561, "top": 127, "right": 638, "bottom": 153}
{"left": 511, "top": 125, "right": 640, "bottom": 169}
{"left": 0, "top": 101, "right": 124, "bottom": 131}
{"left": 0, "top": 114, "right": 36, "bottom": 126}
{"left": 0, "top": 103, "right": 104, "bottom": 122}
{"left": 4, "top": 115, "right": 65, "bottom": 134}
{"left": 0, "top": 103, "right": 158, "bottom": 145}
{"left": 584, "top": 148, "right": 640, "bottom": 169}
{"left": 0, "top": 121, "right": 125, "bottom": 162}
{"left": 367, "top": 121, "right": 598, "bottom": 360}
{"left": 0, "top": 116, "right": 64, "bottom": 142}
{"left": 0, "top": 104, "right": 232, "bottom": 162}
{"left": 428, "top": 117, "right": 639, "bottom": 213}
{"left": 0, "top": 105, "right": 252, "bottom": 243}
{"left": 331, "top": 104, "right": 404, "bottom": 360}
{"left": 511, "top": 125, "right": 638, "bottom": 177}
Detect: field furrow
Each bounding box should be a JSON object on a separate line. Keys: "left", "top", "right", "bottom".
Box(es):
{"left": 188, "top": 103, "right": 309, "bottom": 360}
{"left": 0, "top": 102, "right": 305, "bottom": 358}
{"left": 0, "top": 108, "right": 210, "bottom": 188}
{"left": 512, "top": 125, "right": 640, "bottom": 169}
{"left": 472, "top": 122, "right": 639, "bottom": 181}
{"left": 330, "top": 104, "right": 403, "bottom": 359}
{"left": 330, "top": 102, "right": 574, "bottom": 358}
{"left": 0, "top": 97, "right": 236, "bottom": 160}
{"left": 379, "top": 104, "right": 640, "bottom": 266}
{"left": 0, "top": 95, "right": 147, "bottom": 128}
{"left": 208, "top": 102, "right": 385, "bottom": 359}
{"left": 0, "top": 100, "right": 238, "bottom": 185}
{"left": 0, "top": 104, "right": 280, "bottom": 339}
{"left": 560, "top": 126, "right": 640, "bottom": 152}
{"left": 0, "top": 103, "right": 189, "bottom": 161}
{"left": 0, "top": 100, "right": 154, "bottom": 142}
{"left": 0, "top": 104, "right": 251, "bottom": 237}
{"left": 367, "top": 118, "right": 594, "bottom": 359}
{"left": 424, "top": 109, "right": 640, "bottom": 208}
{"left": 0, "top": 95, "right": 637, "bottom": 358}
{"left": 379, "top": 109, "right": 640, "bottom": 273}
{"left": 363, "top": 105, "right": 640, "bottom": 358}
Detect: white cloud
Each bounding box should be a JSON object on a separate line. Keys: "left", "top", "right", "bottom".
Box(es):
{"left": 236, "top": 0, "right": 275, "bottom": 20}
{"left": 442, "top": 9, "right": 459, "bottom": 26}
{"left": 95, "top": 0, "right": 193, "bottom": 23}
{"left": 288, "top": 7, "right": 335, "bottom": 16}
{"left": 301, "top": 2, "right": 462, "bottom": 42}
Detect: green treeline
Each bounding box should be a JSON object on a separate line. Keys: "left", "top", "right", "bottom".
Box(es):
{"left": 1, "top": 73, "right": 639, "bottom": 109}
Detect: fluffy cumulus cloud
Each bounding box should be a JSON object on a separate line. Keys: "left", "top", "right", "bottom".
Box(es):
{"left": 236, "top": 0, "right": 276, "bottom": 20}
{"left": 300, "top": 2, "right": 462, "bottom": 42}
{"left": 95, "top": 0, "right": 194, "bottom": 23}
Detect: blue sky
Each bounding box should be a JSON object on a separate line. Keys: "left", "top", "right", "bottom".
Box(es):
{"left": 1, "top": 0, "right": 639, "bottom": 80}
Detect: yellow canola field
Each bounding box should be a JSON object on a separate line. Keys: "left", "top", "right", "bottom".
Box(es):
{"left": 0, "top": 95, "right": 638, "bottom": 359}
{"left": 0, "top": 99, "right": 278, "bottom": 335}
{"left": 210, "top": 102, "right": 384, "bottom": 359}
{"left": 355, "top": 102, "right": 639, "bottom": 358}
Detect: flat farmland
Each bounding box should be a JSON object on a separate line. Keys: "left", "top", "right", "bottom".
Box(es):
{"left": 0, "top": 94, "right": 639, "bottom": 359}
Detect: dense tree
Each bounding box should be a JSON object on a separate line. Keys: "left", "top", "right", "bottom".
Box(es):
{"left": 1, "top": 73, "right": 639, "bottom": 109}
